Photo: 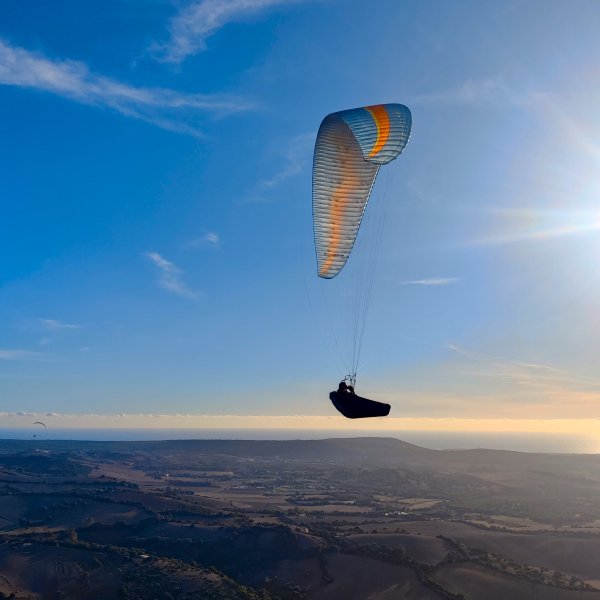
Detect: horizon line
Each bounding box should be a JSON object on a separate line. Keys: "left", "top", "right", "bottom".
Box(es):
{"left": 3, "top": 414, "right": 600, "bottom": 434}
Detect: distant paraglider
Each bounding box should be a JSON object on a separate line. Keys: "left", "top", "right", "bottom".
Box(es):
{"left": 32, "top": 421, "right": 47, "bottom": 438}
{"left": 312, "top": 103, "right": 412, "bottom": 418}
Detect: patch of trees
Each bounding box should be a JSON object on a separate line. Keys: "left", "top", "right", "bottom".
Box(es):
{"left": 436, "top": 535, "right": 596, "bottom": 591}
{"left": 340, "top": 542, "right": 465, "bottom": 600}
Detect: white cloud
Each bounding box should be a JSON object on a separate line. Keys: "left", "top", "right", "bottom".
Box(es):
{"left": 145, "top": 252, "right": 199, "bottom": 298}
{"left": 401, "top": 277, "right": 460, "bottom": 286}
{"left": 38, "top": 318, "right": 79, "bottom": 331}
{"left": 186, "top": 231, "right": 222, "bottom": 248}
{"left": 0, "top": 38, "right": 251, "bottom": 138}
{"left": 153, "top": 0, "right": 300, "bottom": 64}
{"left": 204, "top": 232, "right": 221, "bottom": 245}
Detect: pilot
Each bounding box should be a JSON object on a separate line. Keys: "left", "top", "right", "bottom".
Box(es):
{"left": 337, "top": 380, "right": 355, "bottom": 394}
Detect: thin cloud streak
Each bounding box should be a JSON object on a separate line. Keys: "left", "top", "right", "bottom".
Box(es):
{"left": 259, "top": 133, "right": 312, "bottom": 188}
{"left": 145, "top": 252, "right": 199, "bottom": 298}
{"left": 369, "top": 351, "right": 600, "bottom": 419}
{"left": 0, "top": 38, "right": 251, "bottom": 138}
{"left": 412, "top": 77, "right": 547, "bottom": 107}
{"left": 442, "top": 343, "right": 600, "bottom": 417}
{"left": 247, "top": 132, "right": 312, "bottom": 202}
{"left": 153, "top": 0, "right": 300, "bottom": 64}
{"left": 0, "top": 349, "right": 50, "bottom": 361}
{"left": 465, "top": 222, "right": 600, "bottom": 247}
{"left": 401, "top": 277, "right": 460, "bottom": 286}
{"left": 38, "top": 319, "right": 79, "bottom": 331}
{"left": 446, "top": 343, "right": 600, "bottom": 384}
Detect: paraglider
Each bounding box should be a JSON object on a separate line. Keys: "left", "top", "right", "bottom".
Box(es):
{"left": 312, "top": 103, "right": 412, "bottom": 418}
{"left": 32, "top": 421, "right": 47, "bottom": 438}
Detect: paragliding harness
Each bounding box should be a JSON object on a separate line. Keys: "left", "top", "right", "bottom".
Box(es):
{"left": 339, "top": 374, "right": 356, "bottom": 394}
{"left": 330, "top": 374, "right": 390, "bottom": 419}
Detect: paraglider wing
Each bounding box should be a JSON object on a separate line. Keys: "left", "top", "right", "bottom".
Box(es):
{"left": 33, "top": 421, "right": 47, "bottom": 430}
{"left": 313, "top": 103, "right": 412, "bottom": 279}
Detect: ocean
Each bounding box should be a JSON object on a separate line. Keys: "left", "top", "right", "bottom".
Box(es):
{"left": 1, "top": 428, "right": 599, "bottom": 454}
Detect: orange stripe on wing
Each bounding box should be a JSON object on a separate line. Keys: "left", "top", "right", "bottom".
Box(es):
{"left": 365, "top": 105, "right": 390, "bottom": 158}
{"left": 319, "top": 169, "right": 361, "bottom": 277}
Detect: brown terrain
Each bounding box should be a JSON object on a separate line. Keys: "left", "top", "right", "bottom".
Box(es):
{"left": 1, "top": 437, "right": 600, "bottom": 599}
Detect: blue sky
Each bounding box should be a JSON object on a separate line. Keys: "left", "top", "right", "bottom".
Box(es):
{"left": 2, "top": 0, "right": 600, "bottom": 428}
